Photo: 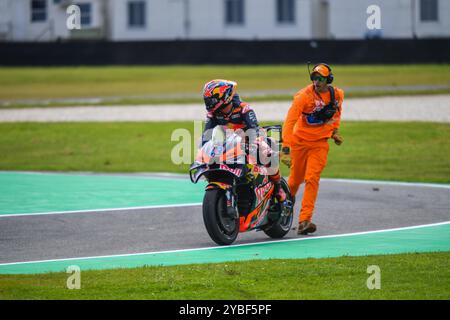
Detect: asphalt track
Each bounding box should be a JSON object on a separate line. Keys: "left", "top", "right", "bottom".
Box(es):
{"left": 0, "top": 174, "right": 448, "bottom": 265}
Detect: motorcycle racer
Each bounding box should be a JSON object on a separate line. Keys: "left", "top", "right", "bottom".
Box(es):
{"left": 201, "top": 79, "right": 286, "bottom": 202}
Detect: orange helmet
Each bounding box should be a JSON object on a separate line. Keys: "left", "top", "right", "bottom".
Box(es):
{"left": 310, "top": 63, "right": 334, "bottom": 84}
{"left": 203, "top": 79, "right": 237, "bottom": 113}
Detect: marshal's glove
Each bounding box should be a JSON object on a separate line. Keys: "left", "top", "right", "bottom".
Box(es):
{"left": 332, "top": 129, "right": 344, "bottom": 146}
{"left": 280, "top": 147, "right": 292, "bottom": 168}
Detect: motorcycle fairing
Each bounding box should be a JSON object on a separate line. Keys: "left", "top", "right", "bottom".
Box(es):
{"left": 239, "top": 183, "right": 275, "bottom": 232}
{"left": 206, "top": 181, "right": 231, "bottom": 190}
{"left": 196, "top": 127, "right": 246, "bottom": 166}
{"left": 189, "top": 162, "right": 208, "bottom": 183}
{"left": 189, "top": 161, "right": 246, "bottom": 185}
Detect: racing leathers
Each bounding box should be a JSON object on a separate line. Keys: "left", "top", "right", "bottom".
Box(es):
{"left": 201, "top": 94, "right": 286, "bottom": 201}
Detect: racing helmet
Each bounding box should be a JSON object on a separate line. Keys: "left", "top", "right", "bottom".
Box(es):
{"left": 203, "top": 79, "right": 237, "bottom": 114}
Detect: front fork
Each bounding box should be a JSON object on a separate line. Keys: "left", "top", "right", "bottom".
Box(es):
{"left": 206, "top": 182, "right": 238, "bottom": 219}
{"left": 225, "top": 189, "right": 239, "bottom": 219}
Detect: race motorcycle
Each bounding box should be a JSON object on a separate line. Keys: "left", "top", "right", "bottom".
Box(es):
{"left": 189, "top": 125, "right": 294, "bottom": 245}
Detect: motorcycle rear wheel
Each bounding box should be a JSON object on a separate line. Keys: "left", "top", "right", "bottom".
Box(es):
{"left": 203, "top": 188, "right": 239, "bottom": 245}
{"left": 263, "top": 178, "right": 294, "bottom": 238}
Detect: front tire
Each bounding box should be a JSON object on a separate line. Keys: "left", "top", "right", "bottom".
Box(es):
{"left": 203, "top": 188, "right": 239, "bottom": 245}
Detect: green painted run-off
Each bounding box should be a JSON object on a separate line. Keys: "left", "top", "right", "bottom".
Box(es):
{"left": 0, "top": 223, "right": 449, "bottom": 274}
{"left": 0, "top": 172, "right": 204, "bottom": 215}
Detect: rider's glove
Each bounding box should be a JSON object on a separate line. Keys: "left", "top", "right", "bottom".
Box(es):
{"left": 280, "top": 146, "right": 292, "bottom": 168}
{"left": 331, "top": 129, "right": 344, "bottom": 146}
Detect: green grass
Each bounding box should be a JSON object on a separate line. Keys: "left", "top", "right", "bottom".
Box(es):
{"left": 0, "top": 252, "right": 448, "bottom": 300}
{"left": 0, "top": 121, "right": 449, "bottom": 183}
{"left": 322, "top": 122, "right": 450, "bottom": 183}
{"left": 1, "top": 64, "right": 449, "bottom": 104}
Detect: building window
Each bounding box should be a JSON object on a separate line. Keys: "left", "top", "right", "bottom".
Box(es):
{"left": 277, "top": 0, "right": 295, "bottom": 24}
{"left": 128, "top": 1, "right": 146, "bottom": 28}
{"left": 76, "top": 3, "right": 92, "bottom": 26}
{"left": 225, "top": 0, "right": 244, "bottom": 25}
{"left": 31, "top": 0, "right": 47, "bottom": 22}
{"left": 420, "top": 0, "right": 438, "bottom": 22}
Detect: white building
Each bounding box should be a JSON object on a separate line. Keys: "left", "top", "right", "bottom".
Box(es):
{"left": 0, "top": 0, "right": 107, "bottom": 41}
{"left": 0, "top": 0, "right": 448, "bottom": 41}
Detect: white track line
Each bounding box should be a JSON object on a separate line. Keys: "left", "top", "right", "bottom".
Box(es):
{"left": 0, "top": 203, "right": 202, "bottom": 218}
{"left": 2, "top": 170, "right": 449, "bottom": 187}
{"left": 0, "top": 173, "right": 448, "bottom": 218}
{"left": 322, "top": 178, "right": 450, "bottom": 189}
{"left": 0, "top": 170, "right": 190, "bottom": 181}
{"left": 0, "top": 221, "right": 449, "bottom": 267}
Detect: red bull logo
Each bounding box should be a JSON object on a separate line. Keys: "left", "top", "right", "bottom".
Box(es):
{"left": 219, "top": 164, "right": 242, "bottom": 176}
{"left": 255, "top": 182, "right": 272, "bottom": 203}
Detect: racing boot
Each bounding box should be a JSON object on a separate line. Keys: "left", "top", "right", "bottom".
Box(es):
{"left": 297, "top": 220, "right": 317, "bottom": 235}
{"left": 269, "top": 170, "right": 286, "bottom": 202}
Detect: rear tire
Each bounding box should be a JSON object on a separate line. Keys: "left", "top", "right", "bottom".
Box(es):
{"left": 263, "top": 178, "right": 294, "bottom": 238}
{"left": 203, "top": 189, "right": 239, "bottom": 245}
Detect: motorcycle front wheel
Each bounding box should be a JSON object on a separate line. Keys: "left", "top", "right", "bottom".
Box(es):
{"left": 203, "top": 188, "right": 239, "bottom": 245}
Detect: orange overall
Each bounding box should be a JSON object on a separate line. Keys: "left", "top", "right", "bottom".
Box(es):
{"left": 282, "top": 84, "right": 344, "bottom": 223}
